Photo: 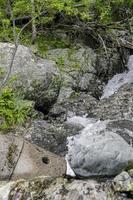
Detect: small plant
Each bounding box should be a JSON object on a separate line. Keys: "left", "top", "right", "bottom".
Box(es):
{"left": 56, "top": 56, "right": 65, "bottom": 70}
{"left": 0, "top": 87, "right": 33, "bottom": 131}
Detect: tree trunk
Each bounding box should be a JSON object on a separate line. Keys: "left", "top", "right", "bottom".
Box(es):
{"left": 31, "top": 0, "right": 37, "bottom": 43}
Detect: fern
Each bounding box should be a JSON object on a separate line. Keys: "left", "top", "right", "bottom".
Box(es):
{"left": 0, "top": 87, "right": 33, "bottom": 131}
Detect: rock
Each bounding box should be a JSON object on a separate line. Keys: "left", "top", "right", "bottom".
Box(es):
{"left": 0, "top": 135, "right": 23, "bottom": 180}
{"left": 46, "top": 47, "right": 104, "bottom": 98}
{"left": 67, "top": 120, "right": 133, "bottom": 177}
{"left": 112, "top": 171, "right": 133, "bottom": 192}
{"left": 128, "top": 169, "right": 133, "bottom": 178}
{"left": 0, "top": 135, "right": 66, "bottom": 181}
{"left": 78, "top": 73, "right": 95, "bottom": 91}
{"left": 96, "top": 47, "right": 128, "bottom": 82}
{"left": 12, "top": 141, "right": 66, "bottom": 180}
{"left": 46, "top": 47, "right": 96, "bottom": 74}
{"left": 24, "top": 120, "right": 83, "bottom": 156}
{"left": 88, "top": 83, "right": 133, "bottom": 121}
{"left": 48, "top": 92, "right": 98, "bottom": 121}
{"left": 0, "top": 43, "right": 61, "bottom": 113}
{"left": 107, "top": 119, "right": 133, "bottom": 146}
{"left": 0, "top": 176, "right": 132, "bottom": 200}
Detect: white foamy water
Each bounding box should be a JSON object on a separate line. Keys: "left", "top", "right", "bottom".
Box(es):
{"left": 101, "top": 55, "right": 133, "bottom": 99}
{"left": 67, "top": 115, "right": 96, "bottom": 127}
{"left": 67, "top": 119, "right": 107, "bottom": 150}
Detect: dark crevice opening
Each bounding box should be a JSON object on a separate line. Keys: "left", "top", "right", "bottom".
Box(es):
{"left": 42, "top": 157, "right": 49, "bottom": 164}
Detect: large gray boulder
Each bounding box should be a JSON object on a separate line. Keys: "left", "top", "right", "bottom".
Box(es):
{"left": 0, "top": 43, "right": 61, "bottom": 113}
{"left": 67, "top": 120, "right": 133, "bottom": 177}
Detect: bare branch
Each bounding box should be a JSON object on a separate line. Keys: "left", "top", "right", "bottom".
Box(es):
{"left": 0, "top": 6, "right": 45, "bottom": 89}
{"left": 98, "top": 34, "right": 109, "bottom": 60}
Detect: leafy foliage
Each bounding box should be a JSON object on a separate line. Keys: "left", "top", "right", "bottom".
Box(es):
{"left": 0, "top": 87, "right": 33, "bottom": 131}
{"left": 0, "top": 0, "right": 132, "bottom": 42}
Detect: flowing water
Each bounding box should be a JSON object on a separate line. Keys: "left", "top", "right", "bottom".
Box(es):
{"left": 66, "top": 55, "right": 133, "bottom": 176}
{"left": 101, "top": 55, "right": 133, "bottom": 99}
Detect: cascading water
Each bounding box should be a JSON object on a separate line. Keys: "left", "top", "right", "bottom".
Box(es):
{"left": 101, "top": 55, "right": 133, "bottom": 99}
{"left": 66, "top": 55, "right": 133, "bottom": 177}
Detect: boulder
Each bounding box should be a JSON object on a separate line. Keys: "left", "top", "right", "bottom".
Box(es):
{"left": 0, "top": 43, "right": 61, "bottom": 113}
{"left": 67, "top": 120, "right": 133, "bottom": 177}
{"left": 0, "top": 135, "right": 66, "bottom": 181}
{"left": 46, "top": 47, "right": 104, "bottom": 98}
{"left": 24, "top": 120, "right": 83, "bottom": 156}
{"left": 112, "top": 171, "right": 133, "bottom": 193}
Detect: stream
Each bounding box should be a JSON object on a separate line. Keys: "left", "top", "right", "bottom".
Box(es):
{"left": 66, "top": 55, "right": 133, "bottom": 176}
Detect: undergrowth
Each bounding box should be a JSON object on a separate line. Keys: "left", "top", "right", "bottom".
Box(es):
{"left": 0, "top": 87, "right": 34, "bottom": 131}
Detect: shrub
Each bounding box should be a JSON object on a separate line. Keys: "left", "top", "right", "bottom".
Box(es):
{"left": 0, "top": 87, "right": 33, "bottom": 131}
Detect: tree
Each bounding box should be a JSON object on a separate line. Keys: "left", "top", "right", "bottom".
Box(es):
{"left": 31, "top": 0, "right": 37, "bottom": 43}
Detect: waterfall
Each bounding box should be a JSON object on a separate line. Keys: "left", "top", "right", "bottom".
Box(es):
{"left": 101, "top": 55, "right": 133, "bottom": 99}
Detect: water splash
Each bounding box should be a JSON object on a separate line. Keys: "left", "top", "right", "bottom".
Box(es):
{"left": 101, "top": 55, "right": 133, "bottom": 99}
{"left": 67, "top": 115, "right": 96, "bottom": 127}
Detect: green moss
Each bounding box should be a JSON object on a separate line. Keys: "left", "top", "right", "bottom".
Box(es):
{"left": 55, "top": 57, "right": 65, "bottom": 71}
{"left": 49, "top": 75, "right": 62, "bottom": 91}
{"left": 6, "top": 143, "right": 17, "bottom": 169}
{"left": 0, "top": 67, "right": 5, "bottom": 79}
{"left": 69, "top": 91, "right": 80, "bottom": 100}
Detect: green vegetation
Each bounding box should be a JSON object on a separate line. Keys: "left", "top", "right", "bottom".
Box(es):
{"left": 36, "top": 34, "right": 70, "bottom": 57}
{"left": 0, "top": 87, "right": 33, "bottom": 131}
{"left": 0, "top": 0, "right": 132, "bottom": 44}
